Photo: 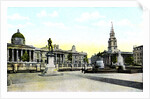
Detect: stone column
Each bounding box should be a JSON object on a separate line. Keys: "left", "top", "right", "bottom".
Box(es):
{"left": 35, "top": 52, "right": 37, "bottom": 62}
{"left": 56, "top": 53, "right": 57, "bottom": 64}
{"left": 21, "top": 49, "right": 23, "bottom": 62}
{"left": 61, "top": 54, "right": 63, "bottom": 68}
{"left": 16, "top": 49, "right": 18, "bottom": 62}
{"left": 108, "top": 55, "right": 111, "bottom": 65}
{"left": 60, "top": 54, "right": 61, "bottom": 64}
{"left": 7, "top": 49, "right": 9, "bottom": 61}
{"left": 72, "top": 55, "right": 74, "bottom": 64}
{"left": 12, "top": 49, "right": 14, "bottom": 62}
{"left": 61, "top": 54, "right": 63, "bottom": 64}
{"left": 33, "top": 51, "right": 35, "bottom": 62}
{"left": 29, "top": 50, "right": 31, "bottom": 62}
{"left": 63, "top": 54, "right": 65, "bottom": 64}
{"left": 59, "top": 54, "right": 61, "bottom": 63}
{"left": 39, "top": 53, "right": 41, "bottom": 62}
{"left": 40, "top": 53, "right": 42, "bottom": 62}
{"left": 55, "top": 53, "right": 57, "bottom": 64}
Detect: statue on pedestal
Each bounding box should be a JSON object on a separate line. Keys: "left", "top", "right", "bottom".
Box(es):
{"left": 48, "top": 38, "right": 53, "bottom": 52}
{"left": 40, "top": 38, "right": 56, "bottom": 76}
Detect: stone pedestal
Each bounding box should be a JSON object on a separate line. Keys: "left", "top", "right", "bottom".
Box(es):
{"left": 40, "top": 52, "right": 58, "bottom": 76}
{"left": 46, "top": 56, "right": 57, "bottom": 74}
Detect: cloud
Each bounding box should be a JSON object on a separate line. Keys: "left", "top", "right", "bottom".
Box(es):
{"left": 116, "top": 19, "right": 133, "bottom": 27}
{"left": 49, "top": 11, "right": 58, "bottom": 17}
{"left": 74, "top": 25, "right": 88, "bottom": 29}
{"left": 92, "top": 19, "right": 134, "bottom": 27}
{"left": 92, "top": 20, "right": 109, "bottom": 27}
{"left": 43, "top": 22, "right": 68, "bottom": 29}
{"left": 37, "top": 10, "right": 47, "bottom": 17}
{"left": 37, "top": 10, "right": 58, "bottom": 17}
{"left": 8, "top": 13, "right": 29, "bottom": 20}
{"left": 25, "top": 22, "right": 35, "bottom": 26}
{"left": 121, "top": 31, "right": 142, "bottom": 40}
{"left": 8, "top": 22, "right": 34, "bottom": 28}
{"left": 76, "top": 11, "right": 105, "bottom": 22}
{"left": 7, "top": 24, "right": 15, "bottom": 28}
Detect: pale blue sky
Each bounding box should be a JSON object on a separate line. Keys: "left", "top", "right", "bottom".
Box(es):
{"left": 7, "top": 7, "right": 143, "bottom": 57}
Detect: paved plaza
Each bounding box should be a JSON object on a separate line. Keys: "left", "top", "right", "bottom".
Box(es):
{"left": 7, "top": 71, "right": 143, "bottom": 92}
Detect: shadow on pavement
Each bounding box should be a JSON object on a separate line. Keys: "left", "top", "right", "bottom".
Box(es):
{"left": 73, "top": 74, "right": 143, "bottom": 90}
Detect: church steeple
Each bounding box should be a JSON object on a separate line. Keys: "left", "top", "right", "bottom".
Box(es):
{"left": 108, "top": 22, "right": 118, "bottom": 53}
{"left": 110, "top": 22, "right": 115, "bottom": 37}
{"left": 111, "top": 22, "right": 114, "bottom": 31}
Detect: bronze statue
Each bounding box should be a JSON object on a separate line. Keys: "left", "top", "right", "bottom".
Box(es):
{"left": 48, "top": 38, "right": 53, "bottom": 52}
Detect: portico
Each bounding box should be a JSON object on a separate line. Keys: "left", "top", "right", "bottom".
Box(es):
{"left": 7, "top": 47, "right": 36, "bottom": 63}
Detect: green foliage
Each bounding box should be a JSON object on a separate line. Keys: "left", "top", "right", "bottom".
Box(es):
{"left": 97, "top": 52, "right": 102, "bottom": 57}
{"left": 112, "top": 55, "right": 117, "bottom": 63}
{"left": 67, "top": 53, "right": 72, "bottom": 62}
{"left": 125, "top": 56, "right": 134, "bottom": 65}
{"left": 84, "top": 55, "right": 89, "bottom": 64}
{"left": 21, "top": 51, "right": 29, "bottom": 61}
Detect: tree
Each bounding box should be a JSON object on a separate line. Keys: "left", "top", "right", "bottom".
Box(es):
{"left": 67, "top": 53, "right": 72, "bottom": 63}
{"left": 124, "top": 56, "right": 134, "bottom": 65}
{"left": 84, "top": 55, "right": 89, "bottom": 64}
{"left": 112, "top": 55, "right": 117, "bottom": 63}
{"left": 21, "top": 51, "right": 29, "bottom": 62}
{"left": 97, "top": 52, "right": 102, "bottom": 57}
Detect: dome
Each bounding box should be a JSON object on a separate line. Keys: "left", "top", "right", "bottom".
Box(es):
{"left": 11, "top": 29, "right": 25, "bottom": 45}
{"left": 71, "top": 45, "right": 76, "bottom": 52}
{"left": 12, "top": 29, "right": 25, "bottom": 39}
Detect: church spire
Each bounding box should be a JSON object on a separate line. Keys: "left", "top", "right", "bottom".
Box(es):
{"left": 110, "top": 21, "right": 114, "bottom": 34}
{"left": 111, "top": 21, "right": 113, "bottom": 29}
{"left": 108, "top": 22, "right": 117, "bottom": 53}
{"left": 111, "top": 21, "right": 113, "bottom": 27}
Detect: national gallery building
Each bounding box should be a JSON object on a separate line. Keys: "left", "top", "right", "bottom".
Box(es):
{"left": 7, "top": 29, "right": 87, "bottom": 73}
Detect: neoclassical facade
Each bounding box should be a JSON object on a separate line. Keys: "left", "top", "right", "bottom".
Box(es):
{"left": 8, "top": 29, "right": 37, "bottom": 63}
{"left": 41, "top": 45, "right": 87, "bottom": 67}
{"left": 7, "top": 29, "right": 87, "bottom": 73}
{"left": 133, "top": 45, "right": 143, "bottom": 65}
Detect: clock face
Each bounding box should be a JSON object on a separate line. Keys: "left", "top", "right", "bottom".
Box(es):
{"left": 14, "top": 38, "right": 23, "bottom": 45}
